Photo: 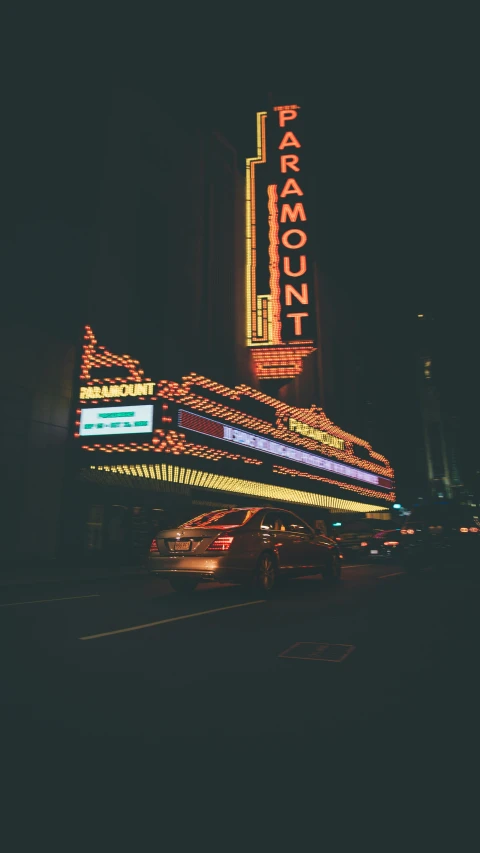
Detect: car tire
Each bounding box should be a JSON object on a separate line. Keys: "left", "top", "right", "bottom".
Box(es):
{"left": 323, "top": 554, "right": 342, "bottom": 584}
{"left": 253, "top": 551, "right": 278, "bottom": 595}
{"left": 169, "top": 577, "right": 198, "bottom": 594}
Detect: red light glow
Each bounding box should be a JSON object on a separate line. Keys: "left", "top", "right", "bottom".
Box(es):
{"left": 207, "top": 536, "right": 234, "bottom": 552}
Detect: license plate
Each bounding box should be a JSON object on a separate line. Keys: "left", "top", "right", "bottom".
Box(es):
{"left": 174, "top": 541, "right": 191, "bottom": 552}
{"left": 370, "top": 549, "right": 379, "bottom": 555}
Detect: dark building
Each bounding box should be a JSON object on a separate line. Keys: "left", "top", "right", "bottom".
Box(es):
{"left": 415, "top": 312, "right": 464, "bottom": 500}
{"left": 89, "top": 88, "right": 245, "bottom": 387}
{"left": 2, "top": 92, "right": 395, "bottom": 574}
{"left": 1, "top": 221, "right": 89, "bottom": 569}
{"left": 1, "top": 88, "right": 245, "bottom": 570}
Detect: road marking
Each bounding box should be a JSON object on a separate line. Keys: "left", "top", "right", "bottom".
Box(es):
{"left": 79, "top": 599, "right": 266, "bottom": 641}
{"left": 279, "top": 642, "right": 355, "bottom": 663}
{"left": 378, "top": 571, "right": 406, "bottom": 579}
{"left": 0, "top": 594, "right": 100, "bottom": 609}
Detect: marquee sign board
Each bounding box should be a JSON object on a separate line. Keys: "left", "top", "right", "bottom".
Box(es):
{"left": 246, "top": 105, "right": 316, "bottom": 380}
{"left": 79, "top": 405, "right": 154, "bottom": 436}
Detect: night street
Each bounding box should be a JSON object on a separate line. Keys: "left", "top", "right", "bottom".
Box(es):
{"left": 2, "top": 561, "right": 479, "bottom": 745}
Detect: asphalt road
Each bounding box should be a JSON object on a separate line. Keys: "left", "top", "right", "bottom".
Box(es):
{"left": 1, "top": 559, "right": 480, "bottom": 748}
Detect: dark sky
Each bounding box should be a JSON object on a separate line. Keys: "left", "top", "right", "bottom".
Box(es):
{"left": 3, "top": 6, "right": 478, "bottom": 500}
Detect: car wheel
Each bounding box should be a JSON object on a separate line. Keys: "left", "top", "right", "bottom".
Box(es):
{"left": 254, "top": 552, "right": 278, "bottom": 595}
{"left": 323, "top": 554, "right": 342, "bottom": 584}
{"left": 169, "top": 577, "right": 198, "bottom": 594}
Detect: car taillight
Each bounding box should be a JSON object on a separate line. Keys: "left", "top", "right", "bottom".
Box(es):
{"left": 335, "top": 537, "right": 341, "bottom": 541}
{"left": 149, "top": 538, "right": 158, "bottom": 553}
{"left": 469, "top": 527, "right": 479, "bottom": 533}
{"left": 460, "top": 527, "right": 469, "bottom": 533}
{"left": 207, "top": 535, "right": 234, "bottom": 551}
{"left": 400, "top": 530, "right": 408, "bottom": 535}
{"left": 360, "top": 541, "right": 368, "bottom": 547}
{"left": 384, "top": 541, "right": 399, "bottom": 546}
{"left": 406, "top": 529, "right": 415, "bottom": 535}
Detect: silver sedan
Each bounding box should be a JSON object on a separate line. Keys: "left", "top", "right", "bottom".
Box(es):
{"left": 148, "top": 506, "right": 342, "bottom": 593}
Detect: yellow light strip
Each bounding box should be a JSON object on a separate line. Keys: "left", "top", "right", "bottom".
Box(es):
{"left": 246, "top": 111, "right": 267, "bottom": 346}
{"left": 90, "top": 464, "right": 388, "bottom": 513}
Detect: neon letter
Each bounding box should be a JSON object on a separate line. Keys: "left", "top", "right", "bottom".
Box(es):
{"left": 280, "top": 154, "right": 300, "bottom": 173}
{"left": 286, "top": 313, "right": 309, "bottom": 335}
{"left": 280, "top": 178, "right": 303, "bottom": 197}
{"left": 278, "top": 109, "right": 298, "bottom": 127}
{"left": 285, "top": 283, "right": 309, "bottom": 305}
{"left": 283, "top": 255, "right": 307, "bottom": 276}
{"left": 281, "top": 229, "right": 307, "bottom": 249}
{"left": 280, "top": 203, "right": 306, "bottom": 222}
{"left": 278, "top": 131, "right": 301, "bottom": 150}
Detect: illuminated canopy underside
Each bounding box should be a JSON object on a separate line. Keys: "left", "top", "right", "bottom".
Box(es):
{"left": 87, "top": 463, "right": 389, "bottom": 513}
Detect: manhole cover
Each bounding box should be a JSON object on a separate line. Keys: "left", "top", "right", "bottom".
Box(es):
{"left": 279, "top": 642, "right": 355, "bottom": 663}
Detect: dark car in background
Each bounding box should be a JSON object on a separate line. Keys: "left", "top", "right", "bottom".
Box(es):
{"left": 360, "top": 529, "right": 402, "bottom": 562}
{"left": 400, "top": 504, "right": 480, "bottom": 571}
{"left": 332, "top": 521, "right": 384, "bottom": 559}
{"left": 148, "top": 506, "right": 341, "bottom": 593}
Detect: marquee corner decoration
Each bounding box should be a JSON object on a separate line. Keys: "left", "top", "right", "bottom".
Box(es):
{"left": 246, "top": 104, "right": 316, "bottom": 380}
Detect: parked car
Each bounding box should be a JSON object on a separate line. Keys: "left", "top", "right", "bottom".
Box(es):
{"left": 148, "top": 506, "right": 342, "bottom": 593}
{"left": 332, "top": 522, "right": 381, "bottom": 558}
{"left": 400, "top": 504, "right": 480, "bottom": 571}
{"left": 360, "top": 529, "right": 402, "bottom": 561}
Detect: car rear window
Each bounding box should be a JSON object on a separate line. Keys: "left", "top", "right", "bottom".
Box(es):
{"left": 183, "top": 509, "right": 256, "bottom": 528}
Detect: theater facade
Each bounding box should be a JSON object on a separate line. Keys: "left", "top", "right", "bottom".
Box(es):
{"left": 63, "top": 100, "right": 396, "bottom": 567}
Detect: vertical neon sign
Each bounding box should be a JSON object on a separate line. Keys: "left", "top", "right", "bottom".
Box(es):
{"left": 246, "top": 105, "right": 316, "bottom": 380}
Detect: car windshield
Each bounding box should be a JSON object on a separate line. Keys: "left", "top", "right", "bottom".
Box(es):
{"left": 182, "top": 509, "right": 257, "bottom": 529}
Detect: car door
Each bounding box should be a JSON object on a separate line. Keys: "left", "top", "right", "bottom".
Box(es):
{"left": 284, "top": 511, "right": 327, "bottom": 572}
{"left": 279, "top": 511, "right": 318, "bottom": 572}
{"left": 261, "top": 511, "right": 299, "bottom": 572}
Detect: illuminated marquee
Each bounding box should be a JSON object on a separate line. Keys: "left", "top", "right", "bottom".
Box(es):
{"left": 178, "top": 410, "right": 391, "bottom": 490}
{"left": 246, "top": 104, "right": 316, "bottom": 379}
{"left": 75, "top": 326, "right": 396, "bottom": 509}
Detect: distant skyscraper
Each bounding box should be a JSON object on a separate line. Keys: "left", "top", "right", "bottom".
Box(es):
{"left": 416, "top": 313, "right": 461, "bottom": 499}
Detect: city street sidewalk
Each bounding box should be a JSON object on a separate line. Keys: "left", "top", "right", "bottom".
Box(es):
{"left": 0, "top": 564, "right": 148, "bottom": 588}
